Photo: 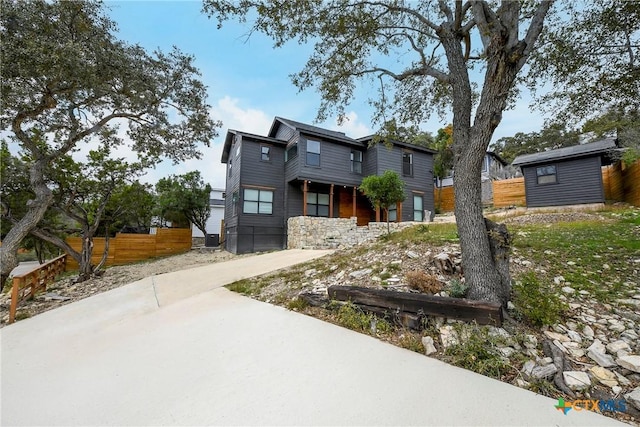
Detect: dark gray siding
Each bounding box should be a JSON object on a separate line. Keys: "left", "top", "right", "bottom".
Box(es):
{"left": 275, "top": 123, "right": 295, "bottom": 141}
{"left": 233, "top": 137, "right": 286, "bottom": 253}
{"left": 523, "top": 156, "right": 604, "bottom": 208}
{"left": 297, "top": 135, "right": 364, "bottom": 186}
{"left": 286, "top": 182, "right": 304, "bottom": 219}
{"left": 284, "top": 134, "right": 301, "bottom": 183}
{"left": 363, "top": 145, "right": 377, "bottom": 177}
{"left": 374, "top": 145, "right": 435, "bottom": 220}
{"left": 223, "top": 137, "right": 242, "bottom": 252}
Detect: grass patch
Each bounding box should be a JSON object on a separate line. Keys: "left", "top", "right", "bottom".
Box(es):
{"left": 227, "top": 278, "right": 269, "bottom": 296}
{"left": 444, "top": 324, "right": 509, "bottom": 379}
{"left": 385, "top": 223, "right": 459, "bottom": 245}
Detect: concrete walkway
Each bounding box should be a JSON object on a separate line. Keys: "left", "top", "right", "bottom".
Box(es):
{"left": 0, "top": 250, "right": 624, "bottom": 426}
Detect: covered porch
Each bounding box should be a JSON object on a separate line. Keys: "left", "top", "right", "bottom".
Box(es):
{"left": 296, "top": 179, "right": 402, "bottom": 226}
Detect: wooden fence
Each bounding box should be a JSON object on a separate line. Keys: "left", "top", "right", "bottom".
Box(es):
{"left": 602, "top": 160, "right": 640, "bottom": 206}
{"left": 9, "top": 255, "right": 67, "bottom": 324}
{"left": 434, "top": 186, "right": 455, "bottom": 212}
{"left": 492, "top": 177, "right": 526, "bottom": 208}
{"left": 435, "top": 159, "right": 640, "bottom": 211}
{"left": 65, "top": 228, "right": 192, "bottom": 270}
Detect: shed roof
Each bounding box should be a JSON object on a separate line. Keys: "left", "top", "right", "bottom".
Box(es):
{"left": 512, "top": 138, "right": 618, "bottom": 166}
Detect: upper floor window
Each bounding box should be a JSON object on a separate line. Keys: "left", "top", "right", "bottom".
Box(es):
{"left": 285, "top": 142, "right": 298, "bottom": 162}
{"left": 243, "top": 188, "right": 273, "bottom": 215}
{"left": 306, "top": 192, "right": 330, "bottom": 217}
{"left": 351, "top": 150, "right": 363, "bottom": 174}
{"left": 413, "top": 195, "right": 423, "bottom": 221}
{"left": 235, "top": 142, "right": 241, "bottom": 157}
{"left": 261, "top": 145, "right": 270, "bottom": 161}
{"left": 403, "top": 152, "right": 413, "bottom": 176}
{"left": 228, "top": 158, "right": 232, "bottom": 177}
{"left": 306, "top": 140, "right": 321, "bottom": 166}
{"left": 536, "top": 165, "right": 557, "bottom": 184}
{"left": 482, "top": 155, "right": 490, "bottom": 173}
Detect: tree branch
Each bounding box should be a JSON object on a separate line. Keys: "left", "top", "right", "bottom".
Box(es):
{"left": 354, "top": 65, "right": 450, "bottom": 84}
{"left": 518, "top": 0, "right": 554, "bottom": 68}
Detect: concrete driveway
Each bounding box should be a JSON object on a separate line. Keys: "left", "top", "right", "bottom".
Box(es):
{"left": 0, "top": 249, "right": 623, "bottom": 426}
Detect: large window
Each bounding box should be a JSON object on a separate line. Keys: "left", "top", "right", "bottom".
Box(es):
{"left": 285, "top": 142, "right": 298, "bottom": 162}
{"left": 536, "top": 165, "right": 557, "bottom": 184}
{"left": 413, "top": 195, "right": 423, "bottom": 221}
{"left": 306, "top": 140, "right": 321, "bottom": 166}
{"left": 351, "top": 150, "right": 363, "bottom": 174}
{"left": 261, "top": 145, "right": 270, "bottom": 161}
{"left": 243, "top": 188, "right": 273, "bottom": 215}
{"left": 306, "top": 192, "right": 330, "bottom": 217}
{"left": 403, "top": 152, "right": 413, "bottom": 176}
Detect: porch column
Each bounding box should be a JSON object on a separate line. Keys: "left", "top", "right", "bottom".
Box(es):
{"left": 352, "top": 187, "right": 357, "bottom": 217}
{"left": 303, "top": 180, "right": 308, "bottom": 216}
{"left": 329, "top": 184, "right": 334, "bottom": 218}
{"left": 397, "top": 201, "right": 402, "bottom": 222}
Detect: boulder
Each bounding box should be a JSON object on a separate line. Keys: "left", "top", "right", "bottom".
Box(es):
{"left": 616, "top": 355, "right": 640, "bottom": 373}
{"left": 589, "top": 366, "right": 618, "bottom": 388}
{"left": 606, "top": 340, "right": 631, "bottom": 355}
{"left": 422, "top": 336, "right": 437, "bottom": 356}
{"left": 563, "top": 371, "right": 591, "bottom": 391}
{"left": 587, "top": 349, "right": 617, "bottom": 368}
{"left": 544, "top": 330, "right": 570, "bottom": 343}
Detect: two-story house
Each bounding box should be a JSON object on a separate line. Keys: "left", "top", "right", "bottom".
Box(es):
{"left": 221, "top": 117, "right": 436, "bottom": 254}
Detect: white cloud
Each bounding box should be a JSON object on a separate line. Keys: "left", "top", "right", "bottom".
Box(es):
{"left": 324, "top": 111, "right": 373, "bottom": 138}
{"left": 212, "top": 96, "right": 273, "bottom": 135}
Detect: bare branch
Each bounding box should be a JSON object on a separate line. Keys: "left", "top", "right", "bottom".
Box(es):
{"left": 439, "top": 0, "right": 454, "bottom": 23}
{"left": 354, "top": 65, "right": 450, "bottom": 83}
{"left": 519, "top": 0, "right": 554, "bottom": 68}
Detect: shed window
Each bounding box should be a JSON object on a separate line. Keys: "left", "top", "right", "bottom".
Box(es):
{"left": 536, "top": 165, "right": 557, "bottom": 184}
{"left": 413, "top": 195, "right": 423, "bottom": 221}
{"left": 351, "top": 150, "right": 363, "bottom": 173}
{"left": 403, "top": 152, "right": 413, "bottom": 176}
{"left": 306, "top": 140, "right": 321, "bottom": 166}
{"left": 243, "top": 189, "right": 273, "bottom": 215}
{"left": 388, "top": 204, "right": 397, "bottom": 222}
{"left": 261, "top": 145, "right": 270, "bottom": 161}
{"left": 306, "top": 192, "right": 330, "bottom": 217}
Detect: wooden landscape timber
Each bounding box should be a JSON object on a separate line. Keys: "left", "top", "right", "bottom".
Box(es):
{"left": 328, "top": 285, "right": 503, "bottom": 327}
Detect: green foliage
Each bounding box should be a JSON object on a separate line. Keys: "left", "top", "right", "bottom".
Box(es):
{"left": 335, "top": 302, "right": 374, "bottom": 333}
{"left": 396, "top": 333, "right": 425, "bottom": 354}
{"left": 490, "top": 123, "right": 581, "bottom": 164}
{"left": 227, "top": 278, "right": 267, "bottom": 296}
{"left": 360, "top": 170, "right": 405, "bottom": 233}
{"left": 512, "top": 272, "right": 567, "bottom": 326}
{"left": 430, "top": 124, "right": 454, "bottom": 181}
{"left": 155, "top": 171, "right": 212, "bottom": 235}
{"left": 446, "top": 279, "right": 468, "bottom": 298}
{"left": 445, "top": 325, "right": 509, "bottom": 379}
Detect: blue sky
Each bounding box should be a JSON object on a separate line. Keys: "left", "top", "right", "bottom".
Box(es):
{"left": 107, "top": 0, "right": 546, "bottom": 189}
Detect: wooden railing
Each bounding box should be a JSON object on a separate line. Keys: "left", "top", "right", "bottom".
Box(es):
{"left": 9, "top": 255, "right": 67, "bottom": 324}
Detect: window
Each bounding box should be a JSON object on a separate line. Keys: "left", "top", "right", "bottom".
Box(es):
{"left": 306, "top": 140, "right": 321, "bottom": 166}
{"left": 388, "top": 204, "right": 397, "bottom": 222}
{"left": 413, "top": 195, "right": 423, "bottom": 221}
{"left": 285, "top": 142, "right": 298, "bottom": 162}
{"left": 536, "top": 165, "right": 557, "bottom": 184}
{"left": 261, "top": 145, "right": 270, "bottom": 161}
{"left": 306, "top": 192, "right": 330, "bottom": 217}
{"left": 351, "top": 150, "right": 363, "bottom": 174}
{"left": 228, "top": 158, "right": 232, "bottom": 177}
{"left": 243, "top": 189, "right": 273, "bottom": 215}
{"left": 403, "top": 152, "right": 413, "bottom": 176}
{"left": 482, "top": 155, "right": 490, "bottom": 173}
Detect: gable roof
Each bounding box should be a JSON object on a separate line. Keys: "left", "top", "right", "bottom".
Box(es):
{"left": 221, "top": 129, "right": 286, "bottom": 163}
{"left": 357, "top": 135, "right": 438, "bottom": 154}
{"left": 512, "top": 138, "right": 618, "bottom": 167}
{"left": 269, "top": 116, "right": 360, "bottom": 145}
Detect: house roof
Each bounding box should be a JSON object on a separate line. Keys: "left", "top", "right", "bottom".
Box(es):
{"left": 269, "top": 117, "right": 360, "bottom": 145}
{"left": 221, "top": 129, "right": 286, "bottom": 163}
{"left": 511, "top": 138, "right": 619, "bottom": 167}
{"left": 357, "top": 135, "right": 438, "bottom": 154}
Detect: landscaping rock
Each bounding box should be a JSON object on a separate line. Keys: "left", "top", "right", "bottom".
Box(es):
{"left": 625, "top": 387, "right": 640, "bottom": 411}
{"left": 561, "top": 286, "right": 575, "bottom": 294}
{"left": 589, "top": 366, "right": 618, "bottom": 388}
{"left": 583, "top": 325, "right": 595, "bottom": 338}
{"left": 531, "top": 364, "right": 557, "bottom": 380}
{"left": 422, "top": 336, "right": 437, "bottom": 356}
{"left": 606, "top": 340, "right": 631, "bottom": 355}
{"left": 544, "top": 330, "right": 570, "bottom": 343}
{"left": 615, "top": 371, "right": 632, "bottom": 386}
{"left": 617, "top": 355, "right": 640, "bottom": 373}
{"left": 349, "top": 268, "right": 372, "bottom": 279}
{"left": 439, "top": 325, "right": 459, "bottom": 349}
{"left": 587, "top": 349, "right": 617, "bottom": 368}
{"left": 566, "top": 330, "right": 582, "bottom": 344}
{"left": 523, "top": 360, "right": 536, "bottom": 377}
{"left": 563, "top": 371, "right": 591, "bottom": 390}
{"left": 406, "top": 251, "right": 419, "bottom": 259}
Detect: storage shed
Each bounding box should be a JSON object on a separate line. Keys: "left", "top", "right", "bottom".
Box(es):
{"left": 512, "top": 139, "right": 619, "bottom": 208}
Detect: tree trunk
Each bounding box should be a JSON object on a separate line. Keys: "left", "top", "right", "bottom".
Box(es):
{"left": 0, "top": 158, "right": 53, "bottom": 285}
{"left": 78, "top": 233, "right": 95, "bottom": 282}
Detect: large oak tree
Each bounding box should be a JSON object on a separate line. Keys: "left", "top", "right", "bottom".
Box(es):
{"left": 1, "top": 0, "right": 220, "bottom": 284}
{"left": 203, "top": 0, "right": 555, "bottom": 306}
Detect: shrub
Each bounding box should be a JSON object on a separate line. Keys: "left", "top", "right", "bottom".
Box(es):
{"left": 446, "top": 278, "right": 468, "bottom": 298}
{"left": 445, "top": 324, "right": 508, "bottom": 379}
{"left": 512, "top": 272, "right": 567, "bottom": 326}
{"left": 406, "top": 270, "right": 443, "bottom": 294}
